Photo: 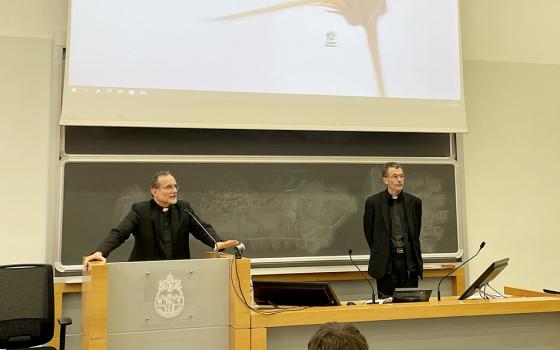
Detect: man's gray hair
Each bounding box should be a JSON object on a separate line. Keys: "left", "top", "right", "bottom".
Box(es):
{"left": 150, "top": 170, "right": 173, "bottom": 189}
{"left": 382, "top": 162, "right": 403, "bottom": 178}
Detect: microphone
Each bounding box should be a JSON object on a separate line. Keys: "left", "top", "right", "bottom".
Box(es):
{"left": 234, "top": 242, "right": 246, "bottom": 259}
{"left": 437, "top": 241, "right": 486, "bottom": 301}
{"left": 185, "top": 210, "right": 219, "bottom": 251}
{"left": 348, "top": 249, "right": 378, "bottom": 302}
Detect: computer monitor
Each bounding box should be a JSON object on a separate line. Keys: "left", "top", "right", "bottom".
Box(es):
{"left": 253, "top": 281, "right": 341, "bottom": 307}
{"left": 393, "top": 288, "right": 432, "bottom": 303}
{"left": 458, "top": 258, "right": 509, "bottom": 300}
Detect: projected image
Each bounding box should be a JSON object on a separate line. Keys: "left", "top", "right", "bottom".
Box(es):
{"left": 68, "top": 0, "right": 461, "bottom": 100}
{"left": 215, "top": 0, "right": 388, "bottom": 96}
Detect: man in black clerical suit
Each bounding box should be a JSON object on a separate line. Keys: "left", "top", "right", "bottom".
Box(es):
{"left": 363, "top": 162, "right": 423, "bottom": 298}
{"left": 83, "top": 170, "right": 238, "bottom": 271}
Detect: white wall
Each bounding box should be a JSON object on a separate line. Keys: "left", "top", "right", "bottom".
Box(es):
{"left": 0, "top": 0, "right": 67, "bottom": 39}
{"left": 0, "top": 0, "right": 66, "bottom": 264}
{"left": 461, "top": 0, "right": 560, "bottom": 65}
{"left": 461, "top": 0, "right": 560, "bottom": 292}
{"left": 0, "top": 37, "right": 53, "bottom": 263}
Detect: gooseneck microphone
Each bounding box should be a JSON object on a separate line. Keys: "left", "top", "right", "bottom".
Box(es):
{"left": 185, "top": 210, "right": 219, "bottom": 250}
{"left": 348, "top": 249, "right": 378, "bottom": 302}
{"left": 437, "top": 241, "right": 486, "bottom": 301}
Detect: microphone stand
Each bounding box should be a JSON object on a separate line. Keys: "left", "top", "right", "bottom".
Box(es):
{"left": 437, "top": 242, "right": 486, "bottom": 301}
{"left": 186, "top": 210, "right": 219, "bottom": 254}
{"left": 348, "top": 249, "right": 378, "bottom": 302}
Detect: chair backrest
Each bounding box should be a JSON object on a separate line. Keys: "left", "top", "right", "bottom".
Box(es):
{"left": 0, "top": 264, "right": 54, "bottom": 349}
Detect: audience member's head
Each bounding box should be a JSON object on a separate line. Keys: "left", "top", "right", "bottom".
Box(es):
{"left": 308, "top": 322, "right": 369, "bottom": 350}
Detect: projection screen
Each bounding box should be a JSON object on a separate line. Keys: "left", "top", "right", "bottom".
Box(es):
{"left": 61, "top": 0, "right": 467, "bottom": 132}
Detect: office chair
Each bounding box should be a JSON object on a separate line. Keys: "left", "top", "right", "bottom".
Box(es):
{"left": 0, "top": 264, "right": 72, "bottom": 350}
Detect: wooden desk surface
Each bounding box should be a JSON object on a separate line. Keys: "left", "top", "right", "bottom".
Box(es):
{"left": 250, "top": 295, "right": 560, "bottom": 328}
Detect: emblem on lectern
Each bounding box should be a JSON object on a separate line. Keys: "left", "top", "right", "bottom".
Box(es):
{"left": 154, "top": 273, "right": 185, "bottom": 318}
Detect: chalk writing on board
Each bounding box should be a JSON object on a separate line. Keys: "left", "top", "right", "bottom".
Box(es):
{"left": 406, "top": 172, "right": 451, "bottom": 253}
{"left": 112, "top": 185, "right": 147, "bottom": 226}
{"left": 197, "top": 179, "right": 358, "bottom": 254}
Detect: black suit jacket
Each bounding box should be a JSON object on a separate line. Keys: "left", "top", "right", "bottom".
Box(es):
{"left": 363, "top": 190, "right": 423, "bottom": 279}
{"left": 96, "top": 199, "right": 222, "bottom": 261}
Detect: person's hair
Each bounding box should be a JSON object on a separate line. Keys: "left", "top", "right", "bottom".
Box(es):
{"left": 382, "top": 161, "right": 403, "bottom": 178}
{"left": 149, "top": 170, "right": 173, "bottom": 189}
{"left": 308, "top": 322, "right": 369, "bottom": 350}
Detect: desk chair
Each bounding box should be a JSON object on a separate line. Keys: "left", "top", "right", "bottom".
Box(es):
{"left": 0, "top": 264, "right": 72, "bottom": 350}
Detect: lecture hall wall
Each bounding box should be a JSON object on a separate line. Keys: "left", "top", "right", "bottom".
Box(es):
{"left": 1, "top": 0, "right": 559, "bottom": 292}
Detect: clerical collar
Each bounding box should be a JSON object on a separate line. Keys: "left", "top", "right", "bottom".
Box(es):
{"left": 152, "top": 199, "right": 170, "bottom": 212}
{"left": 386, "top": 190, "right": 403, "bottom": 200}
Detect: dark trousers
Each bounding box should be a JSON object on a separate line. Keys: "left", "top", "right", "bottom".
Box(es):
{"left": 376, "top": 252, "right": 418, "bottom": 298}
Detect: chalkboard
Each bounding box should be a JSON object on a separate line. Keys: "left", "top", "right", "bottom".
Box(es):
{"left": 60, "top": 162, "right": 459, "bottom": 266}
{"left": 64, "top": 126, "right": 452, "bottom": 157}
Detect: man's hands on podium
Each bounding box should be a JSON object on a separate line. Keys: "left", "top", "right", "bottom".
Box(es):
{"left": 82, "top": 240, "right": 239, "bottom": 271}
{"left": 83, "top": 251, "right": 106, "bottom": 272}
{"left": 216, "top": 240, "right": 239, "bottom": 251}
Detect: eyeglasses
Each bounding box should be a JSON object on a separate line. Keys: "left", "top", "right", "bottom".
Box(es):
{"left": 386, "top": 175, "right": 404, "bottom": 180}
{"left": 159, "top": 184, "right": 179, "bottom": 191}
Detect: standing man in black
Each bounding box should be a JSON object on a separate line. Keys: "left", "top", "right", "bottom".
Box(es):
{"left": 83, "top": 170, "right": 238, "bottom": 271}
{"left": 363, "top": 162, "right": 423, "bottom": 298}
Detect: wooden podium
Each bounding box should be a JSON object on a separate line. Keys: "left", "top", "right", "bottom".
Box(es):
{"left": 81, "top": 254, "right": 251, "bottom": 350}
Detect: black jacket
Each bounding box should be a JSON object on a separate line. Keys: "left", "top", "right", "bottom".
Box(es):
{"left": 96, "top": 199, "right": 221, "bottom": 261}
{"left": 363, "top": 190, "right": 423, "bottom": 279}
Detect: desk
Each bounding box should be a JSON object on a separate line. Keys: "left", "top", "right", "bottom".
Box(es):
{"left": 252, "top": 267, "right": 466, "bottom": 296}
{"left": 250, "top": 295, "right": 560, "bottom": 350}
{"left": 51, "top": 280, "right": 81, "bottom": 349}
